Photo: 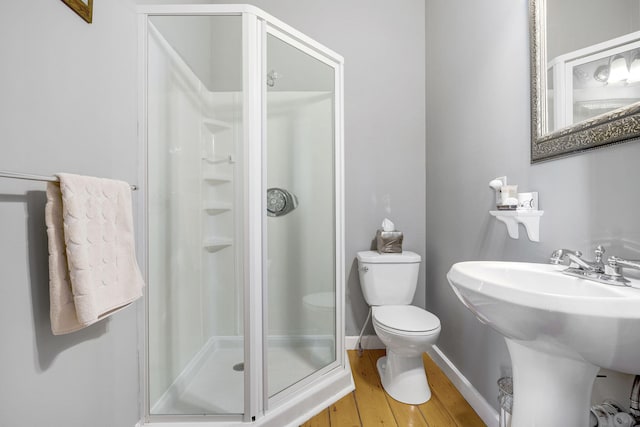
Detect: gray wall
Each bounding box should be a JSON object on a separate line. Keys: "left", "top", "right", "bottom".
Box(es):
{"left": 0, "top": 1, "right": 140, "bottom": 426}
{"left": 426, "top": 0, "right": 640, "bottom": 411}
{"left": 207, "top": 0, "right": 427, "bottom": 336}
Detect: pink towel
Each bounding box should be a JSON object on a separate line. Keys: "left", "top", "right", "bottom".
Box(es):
{"left": 45, "top": 173, "right": 145, "bottom": 335}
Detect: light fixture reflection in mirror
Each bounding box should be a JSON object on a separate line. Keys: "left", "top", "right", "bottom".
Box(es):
{"left": 629, "top": 54, "right": 640, "bottom": 83}
{"left": 593, "top": 54, "right": 634, "bottom": 85}
{"left": 608, "top": 55, "right": 629, "bottom": 83}
{"left": 594, "top": 64, "right": 610, "bottom": 83}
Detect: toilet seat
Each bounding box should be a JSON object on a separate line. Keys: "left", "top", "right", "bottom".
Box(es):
{"left": 372, "top": 305, "right": 440, "bottom": 335}
{"left": 302, "top": 292, "right": 335, "bottom": 312}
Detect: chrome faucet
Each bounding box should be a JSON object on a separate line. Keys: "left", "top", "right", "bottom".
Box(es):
{"left": 549, "top": 248, "right": 582, "bottom": 265}
{"left": 550, "top": 245, "right": 640, "bottom": 286}
{"left": 549, "top": 246, "right": 605, "bottom": 272}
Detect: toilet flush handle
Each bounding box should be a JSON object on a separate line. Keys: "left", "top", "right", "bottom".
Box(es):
{"left": 360, "top": 266, "right": 369, "bottom": 273}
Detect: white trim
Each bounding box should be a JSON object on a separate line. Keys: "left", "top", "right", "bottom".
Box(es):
{"left": 259, "top": 358, "right": 354, "bottom": 427}
{"left": 333, "top": 29, "right": 346, "bottom": 381}
{"left": 136, "top": 4, "right": 343, "bottom": 63}
{"left": 137, "top": 4, "right": 248, "bottom": 15}
{"left": 427, "top": 345, "right": 499, "bottom": 427}
{"left": 345, "top": 335, "right": 384, "bottom": 350}
{"left": 243, "top": 11, "right": 264, "bottom": 423}
{"left": 258, "top": 16, "right": 268, "bottom": 420}
{"left": 265, "top": 25, "right": 341, "bottom": 69}
{"left": 136, "top": 11, "right": 150, "bottom": 422}
{"left": 259, "top": 11, "right": 343, "bottom": 63}
{"left": 262, "top": 15, "right": 274, "bottom": 420}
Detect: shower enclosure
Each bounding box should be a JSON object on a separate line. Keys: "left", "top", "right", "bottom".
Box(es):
{"left": 137, "top": 5, "right": 350, "bottom": 425}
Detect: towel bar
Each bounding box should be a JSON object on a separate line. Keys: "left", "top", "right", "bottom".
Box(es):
{"left": 0, "top": 170, "right": 138, "bottom": 191}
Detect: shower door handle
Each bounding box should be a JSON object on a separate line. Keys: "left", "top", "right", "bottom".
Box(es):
{"left": 267, "top": 188, "right": 298, "bottom": 217}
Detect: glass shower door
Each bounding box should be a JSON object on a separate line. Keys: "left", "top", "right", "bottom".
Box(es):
{"left": 146, "top": 14, "right": 245, "bottom": 416}
{"left": 265, "top": 30, "right": 338, "bottom": 398}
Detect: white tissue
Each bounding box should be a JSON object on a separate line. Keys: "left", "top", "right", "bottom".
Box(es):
{"left": 382, "top": 218, "right": 395, "bottom": 232}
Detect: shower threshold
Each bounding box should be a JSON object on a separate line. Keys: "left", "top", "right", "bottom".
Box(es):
{"left": 151, "top": 335, "right": 335, "bottom": 415}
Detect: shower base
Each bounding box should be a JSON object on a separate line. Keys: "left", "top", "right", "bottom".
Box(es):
{"left": 151, "top": 335, "right": 335, "bottom": 415}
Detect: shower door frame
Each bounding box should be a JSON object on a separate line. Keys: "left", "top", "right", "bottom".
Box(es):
{"left": 261, "top": 22, "right": 346, "bottom": 411}
{"left": 137, "top": 5, "right": 350, "bottom": 426}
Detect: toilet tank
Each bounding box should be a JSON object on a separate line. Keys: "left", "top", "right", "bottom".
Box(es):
{"left": 356, "top": 251, "right": 421, "bottom": 306}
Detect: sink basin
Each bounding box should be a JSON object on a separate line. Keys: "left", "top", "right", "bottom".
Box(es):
{"left": 447, "top": 261, "right": 640, "bottom": 427}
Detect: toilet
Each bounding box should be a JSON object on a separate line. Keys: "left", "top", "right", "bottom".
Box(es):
{"left": 302, "top": 291, "right": 335, "bottom": 335}
{"left": 356, "top": 250, "right": 441, "bottom": 405}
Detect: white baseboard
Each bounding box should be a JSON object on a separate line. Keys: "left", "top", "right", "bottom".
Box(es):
{"left": 428, "top": 345, "right": 499, "bottom": 427}
{"left": 345, "top": 336, "right": 498, "bottom": 427}
{"left": 345, "top": 334, "right": 384, "bottom": 350}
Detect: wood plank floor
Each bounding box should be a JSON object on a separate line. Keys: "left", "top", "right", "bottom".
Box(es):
{"left": 301, "top": 349, "right": 486, "bottom": 427}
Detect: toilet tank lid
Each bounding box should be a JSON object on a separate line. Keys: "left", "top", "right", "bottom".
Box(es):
{"left": 356, "top": 251, "right": 421, "bottom": 264}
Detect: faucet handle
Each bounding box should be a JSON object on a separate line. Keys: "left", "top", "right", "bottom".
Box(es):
{"left": 594, "top": 245, "right": 605, "bottom": 263}
{"left": 608, "top": 256, "right": 640, "bottom": 271}
{"left": 603, "top": 256, "right": 638, "bottom": 285}
{"left": 549, "top": 248, "right": 582, "bottom": 264}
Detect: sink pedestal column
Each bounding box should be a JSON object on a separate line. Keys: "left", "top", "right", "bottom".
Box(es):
{"left": 506, "top": 339, "right": 599, "bottom": 427}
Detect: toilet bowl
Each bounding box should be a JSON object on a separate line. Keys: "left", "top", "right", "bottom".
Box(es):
{"left": 372, "top": 305, "right": 441, "bottom": 404}
{"left": 357, "top": 250, "right": 441, "bottom": 405}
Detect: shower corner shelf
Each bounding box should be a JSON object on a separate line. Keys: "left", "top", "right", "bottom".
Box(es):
{"left": 202, "top": 118, "right": 232, "bottom": 134}
{"left": 203, "top": 154, "right": 234, "bottom": 164}
{"left": 203, "top": 202, "right": 232, "bottom": 215}
{"left": 203, "top": 237, "right": 233, "bottom": 252}
{"left": 489, "top": 210, "right": 544, "bottom": 242}
{"left": 203, "top": 172, "right": 232, "bottom": 184}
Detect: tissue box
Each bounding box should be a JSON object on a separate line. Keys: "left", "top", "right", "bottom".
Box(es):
{"left": 376, "top": 229, "right": 403, "bottom": 253}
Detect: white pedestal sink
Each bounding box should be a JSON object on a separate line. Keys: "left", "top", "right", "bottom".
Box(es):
{"left": 447, "top": 261, "right": 640, "bottom": 427}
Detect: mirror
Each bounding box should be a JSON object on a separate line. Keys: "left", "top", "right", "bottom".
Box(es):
{"left": 530, "top": 0, "right": 640, "bottom": 162}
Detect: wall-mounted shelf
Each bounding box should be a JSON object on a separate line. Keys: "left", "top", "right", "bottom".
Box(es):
{"left": 203, "top": 172, "right": 232, "bottom": 184}
{"left": 203, "top": 154, "right": 234, "bottom": 164}
{"left": 203, "top": 202, "right": 232, "bottom": 215}
{"left": 203, "top": 237, "right": 233, "bottom": 252}
{"left": 490, "top": 210, "right": 544, "bottom": 242}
